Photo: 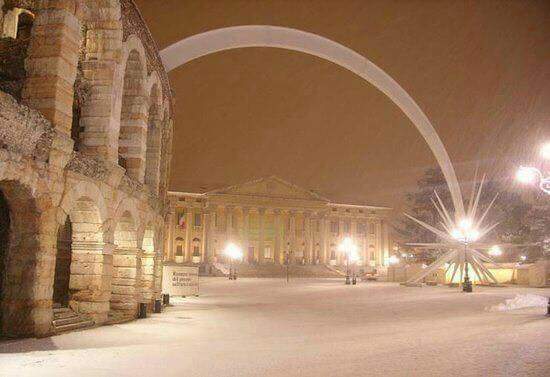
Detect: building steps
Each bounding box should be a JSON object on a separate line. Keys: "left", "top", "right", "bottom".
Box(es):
{"left": 52, "top": 306, "right": 94, "bottom": 334}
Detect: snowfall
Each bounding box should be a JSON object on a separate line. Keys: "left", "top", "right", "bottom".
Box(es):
{"left": 1, "top": 278, "right": 549, "bottom": 377}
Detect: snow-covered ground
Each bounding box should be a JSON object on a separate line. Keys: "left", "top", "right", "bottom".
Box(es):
{"left": 1, "top": 278, "right": 549, "bottom": 377}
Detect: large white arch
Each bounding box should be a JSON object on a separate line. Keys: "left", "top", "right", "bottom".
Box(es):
{"left": 161, "top": 25, "right": 465, "bottom": 216}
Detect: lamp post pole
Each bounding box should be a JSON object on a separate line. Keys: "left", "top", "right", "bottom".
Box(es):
{"left": 345, "top": 252, "right": 351, "bottom": 285}
{"left": 463, "top": 242, "right": 472, "bottom": 292}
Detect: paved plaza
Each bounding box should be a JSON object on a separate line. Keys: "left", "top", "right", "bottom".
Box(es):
{"left": 1, "top": 278, "right": 549, "bottom": 377}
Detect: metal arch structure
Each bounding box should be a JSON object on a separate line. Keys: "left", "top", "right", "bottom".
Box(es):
{"left": 160, "top": 25, "right": 465, "bottom": 217}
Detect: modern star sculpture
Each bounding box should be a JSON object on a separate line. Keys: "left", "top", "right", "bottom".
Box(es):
{"left": 403, "top": 174, "right": 505, "bottom": 290}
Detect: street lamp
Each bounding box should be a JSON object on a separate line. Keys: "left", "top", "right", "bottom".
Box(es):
{"left": 452, "top": 218, "right": 480, "bottom": 293}
{"left": 224, "top": 242, "right": 242, "bottom": 280}
{"left": 516, "top": 142, "right": 550, "bottom": 195}
{"left": 489, "top": 245, "right": 502, "bottom": 257}
{"left": 338, "top": 237, "right": 358, "bottom": 285}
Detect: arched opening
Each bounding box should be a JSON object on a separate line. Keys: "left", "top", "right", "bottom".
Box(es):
{"left": 118, "top": 50, "right": 146, "bottom": 181}
{"left": 144, "top": 83, "right": 162, "bottom": 192}
{"left": 53, "top": 217, "right": 72, "bottom": 307}
{"left": 110, "top": 210, "right": 139, "bottom": 321}
{"left": 0, "top": 8, "right": 35, "bottom": 99}
{"left": 71, "top": 24, "right": 89, "bottom": 151}
{"left": 0, "top": 181, "right": 41, "bottom": 337}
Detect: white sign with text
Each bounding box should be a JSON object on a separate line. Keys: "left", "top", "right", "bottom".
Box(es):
{"left": 162, "top": 264, "right": 199, "bottom": 296}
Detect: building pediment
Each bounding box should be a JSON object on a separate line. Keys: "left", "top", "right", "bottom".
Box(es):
{"left": 207, "top": 176, "right": 328, "bottom": 202}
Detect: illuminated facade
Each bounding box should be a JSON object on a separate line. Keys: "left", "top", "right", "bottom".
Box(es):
{"left": 165, "top": 177, "right": 391, "bottom": 268}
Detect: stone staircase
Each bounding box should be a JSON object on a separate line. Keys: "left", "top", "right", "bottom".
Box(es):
{"left": 227, "top": 264, "right": 344, "bottom": 278}
{"left": 52, "top": 305, "right": 94, "bottom": 334}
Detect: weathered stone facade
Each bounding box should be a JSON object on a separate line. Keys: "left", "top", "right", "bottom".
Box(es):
{"left": 0, "top": 0, "right": 173, "bottom": 337}
{"left": 166, "top": 177, "right": 392, "bottom": 269}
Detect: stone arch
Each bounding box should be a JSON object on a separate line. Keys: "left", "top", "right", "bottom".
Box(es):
{"left": 144, "top": 71, "right": 163, "bottom": 193}
{"left": 53, "top": 180, "right": 111, "bottom": 327}
{"left": 110, "top": 198, "right": 141, "bottom": 321}
{"left": 161, "top": 25, "right": 465, "bottom": 216}
{"left": 117, "top": 35, "right": 148, "bottom": 181}
{"left": 0, "top": 180, "right": 41, "bottom": 337}
{"left": 0, "top": 6, "right": 35, "bottom": 99}
{"left": 60, "top": 181, "right": 108, "bottom": 224}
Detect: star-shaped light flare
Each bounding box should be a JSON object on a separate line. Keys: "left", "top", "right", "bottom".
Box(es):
{"left": 403, "top": 173, "right": 505, "bottom": 286}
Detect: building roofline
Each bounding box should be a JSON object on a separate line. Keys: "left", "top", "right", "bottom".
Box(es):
{"left": 167, "top": 191, "right": 206, "bottom": 197}
{"left": 328, "top": 202, "right": 392, "bottom": 210}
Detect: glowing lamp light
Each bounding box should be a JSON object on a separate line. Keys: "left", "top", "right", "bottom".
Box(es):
{"left": 540, "top": 142, "right": 550, "bottom": 160}
{"left": 520, "top": 255, "right": 527, "bottom": 261}
{"left": 458, "top": 218, "right": 473, "bottom": 230}
{"left": 224, "top": 242, "right": 243, "bottom": 261}
{"left": 516, "top": 166, "right": 539, "bottom": 184}
{"left": 349, "top": 249, "right": 361, "bottom": 263}
{"left": 338, "top": 237, "right": 356, "bottom": 253}
{"left": 388, "top": 255, "right": 400, "bottom": 265}
{"left": 452, "top": 222, "right": 479, "bottom": 243}
{"left": 489, "top": 245, "right": 502, "bottom": 257}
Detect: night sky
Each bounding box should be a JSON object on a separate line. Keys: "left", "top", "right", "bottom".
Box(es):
{"left": 135, "top": 0, "right": 550, "bottom": 210}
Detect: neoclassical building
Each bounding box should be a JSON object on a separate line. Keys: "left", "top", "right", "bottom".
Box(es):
{"left": 0, "top": 0, "right": 173, "bottom": 337}
{"left": 165, "top": 177, "right": 392, "bottom": 268}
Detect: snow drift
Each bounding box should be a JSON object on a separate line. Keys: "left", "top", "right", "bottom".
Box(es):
{"left": 486, "top": 294, "right": 548, "bottom": 312}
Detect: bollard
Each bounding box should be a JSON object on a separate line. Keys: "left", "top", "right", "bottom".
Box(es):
{"left": 154, "top": 299, "right": 162, "bottom": 313}
{"left": 163, "top": 293, "right": 170, "bottom": 306}
{"left": 138, "top": 303, "right": 147, "bottom": 319}
{"left": 547, "top": 297, "right": 550, "bottom": 317}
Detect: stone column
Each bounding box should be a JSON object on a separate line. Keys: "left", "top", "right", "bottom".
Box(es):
{"left": 165, "top": 208, "right": 174, "bottom": 261}
{"left": 110, "top": 247, "right": 141, "bottom": 321}
{"left": 382, "top": 220, "right": 390, "bottom": 264}
{"left": 321, "top": 217, "right": 328, "bottom": 263}
{"left": 242, "top": 208, "right": 250, "bottom": 263}
{"left": 63, "top": 239, "right": 110, "bottom": 326}
{"left": 289, "top": 212, "right": 296, "bottom": 256}
{"left": 258, "top": 208, "right": 265, "bottom": 265}
{"left": 185, "top": 209, "right": 192, "bottom": 261}
{"left": 376, "top": 220, "right": 383, "bottom": 265}
{"left": 79, "top": 2, "right": 123, "bottom": 161}
{"left": 140, "top": 250, "right": 155, "bottom": 306}
{"left": 202, "top": 212, "right": 209, "bottom": 263}
{"left": 304, "top": 214, "right": 312, "bottom": 264}
{"left": 274, "top": 210, "right": 281, "bottom": 264}
{"left": 22, "top": 2, "right": 82, "bottom": 134}
{"left": 226, "top": 206, "right": 233, "bottom": 241}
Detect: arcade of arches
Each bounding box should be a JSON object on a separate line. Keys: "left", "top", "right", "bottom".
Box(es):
{"left": 0, "top": 0, "right": 172, "bottom": 337}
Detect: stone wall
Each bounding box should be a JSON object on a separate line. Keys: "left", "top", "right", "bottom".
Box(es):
{"left": 0, "top": 0, "right": 174, "bottom": 337}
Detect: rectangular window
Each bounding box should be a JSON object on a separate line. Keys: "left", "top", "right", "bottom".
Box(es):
{"left": 194, "top": 213, "right": 202, "bottom": 227}
{"left": 369, "top": 223, "right": 375, "bottom": 234}
{"left": 330, "top": 221, "right": 339, "bottom": 234}
{"left": 177, "top": 210, "right": 186, "bottom": 228}
{"left": 357, "top": 223, "right": 366, "bottom": 235}
{"left": 344, "top": 221, "right": 351, "bottom": 233}
{"left": 176, "top": 245, "right": 183, "bottom": 256}
{"left": 193, "top": 246, "right": 200, "bottom": 255}
{"left": 264, "top": 246, "right": 272, "bottom": 259}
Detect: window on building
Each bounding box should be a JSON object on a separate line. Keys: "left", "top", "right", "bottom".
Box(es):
{"left": 357, "top": 223, "right": 366, "bottom": 235}
{"left": 177, "top": 210, "right": 186, "bottom": 228}
{"left": 193, "top": 245, "right": 200, "bottom": 255}
{"left": 330, "top": 221, "right": 338, "bottom": 234}
{"left": 369, "top": 223, "right": 375, "bottom": 234}
{"left": 176, "top": 245, "right": 183, "bottom": 257}
{"left": 264, "top": 246, "right": 272, "bottom": 259}
{"left": 194, "top": 213, "right": 202, "bottom": 227}
{"left": 344, "top": 221, "right": 350, "bottom": 233}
